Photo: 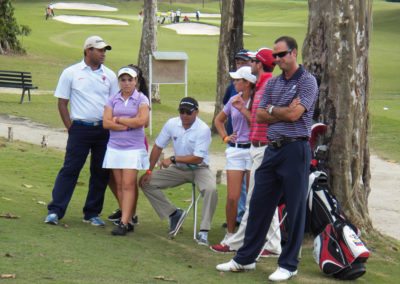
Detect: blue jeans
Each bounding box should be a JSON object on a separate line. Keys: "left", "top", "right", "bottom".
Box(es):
{"left": 47, "top": 123, "right": 110, "bottom": 220}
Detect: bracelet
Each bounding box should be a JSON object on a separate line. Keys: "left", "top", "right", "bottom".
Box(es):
{"left": 268, "top": 105, "right": 275, "bottom": 115}
{"left": 146, "top": 169, "right": 152, "bottom": 175}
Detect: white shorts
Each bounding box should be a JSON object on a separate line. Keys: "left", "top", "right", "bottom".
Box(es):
{"left": 225, "top": 146, "right": 252, "bottom": 171}
{"left": 103, "top": 147, "right": 149, "bottom": 170}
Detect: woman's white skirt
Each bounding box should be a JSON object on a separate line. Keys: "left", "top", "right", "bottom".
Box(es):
{"left": 102, "top": 147, "right": 149, "bottom": 170}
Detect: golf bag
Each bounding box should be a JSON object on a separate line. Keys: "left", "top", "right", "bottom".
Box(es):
{"left": 308, "top": 170, "right": 370, "bottom": 280}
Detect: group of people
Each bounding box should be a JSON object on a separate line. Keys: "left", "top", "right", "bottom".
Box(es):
{"left": 151, "top": 9, "right": 199, "bottom": 25}
{"left": 43, "top": 34, "right": 318, "bottom": 282}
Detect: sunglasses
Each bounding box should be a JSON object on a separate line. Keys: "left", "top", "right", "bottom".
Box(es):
{"left": 272, "top": 49, "right": 292, "bottom": 59}
{"left": 250, "top": 59, "right": 260, "bottom": 63}
{"left": 179, "top": 108, "right": 195, "bottom": 115}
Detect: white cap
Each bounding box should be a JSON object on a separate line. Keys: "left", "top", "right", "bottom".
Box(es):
{"left": 229, "top": 66, "right": 256, "bottom": 84}
{"left": 117, "top": 67, "right": 138, "bottom": 78}
{"left": 83, "top": 35, "right": 111, "bottom": 50}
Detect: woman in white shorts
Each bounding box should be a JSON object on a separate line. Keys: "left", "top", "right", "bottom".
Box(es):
{"left": 103, "top": 66, "right": 150, "bottom": 236}
{"left": 215, "top": 66, "right": 256, "bottom": 242}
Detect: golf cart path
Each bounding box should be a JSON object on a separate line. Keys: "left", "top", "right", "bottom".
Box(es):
{"left": 0, "top": 114, "right": 398, "bottom": 240}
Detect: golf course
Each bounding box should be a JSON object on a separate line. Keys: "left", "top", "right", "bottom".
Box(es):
{"left": 0, "top": 0, "right": 399, "bottom": 283}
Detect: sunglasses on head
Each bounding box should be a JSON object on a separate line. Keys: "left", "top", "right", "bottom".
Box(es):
{"left": 179, "top": 108, "right": 195, "bottom": 115}
{"left": 272, "top": 49, "right": 292, "bottom": 59}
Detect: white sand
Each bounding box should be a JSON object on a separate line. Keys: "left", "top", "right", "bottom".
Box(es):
{"left": 52, "top": 2, "right": 117, "bottom": 11}
{"left": 162, "top": 23, "right": 220, "bottom": 35}
{"left": 53, "top": 15, "right": 128, "bottom": 25}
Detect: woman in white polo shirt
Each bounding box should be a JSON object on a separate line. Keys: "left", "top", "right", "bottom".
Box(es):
{"left": 102, "top": 66, "right": 150, "bottom": 236}
{"left": 214, "top": 66, "right": 256, "bottom": 243}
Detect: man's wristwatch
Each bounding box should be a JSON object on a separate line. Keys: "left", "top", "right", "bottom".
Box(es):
{"left": 268, "top": 105, "right": 275, "bottom": 115}
{"left": 170, "top": 156, "right": 176, "bottom": 164}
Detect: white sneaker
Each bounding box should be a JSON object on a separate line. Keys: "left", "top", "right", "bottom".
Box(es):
{"left": 268, "top": 267, "right": 298, "bottom": 282}
{"left": 216, "top": 259, "right": 256, "bottom": 272}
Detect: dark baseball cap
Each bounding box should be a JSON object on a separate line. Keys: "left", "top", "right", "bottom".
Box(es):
{"left": 235, "top": 49, "right": 250, "bottom": 61}
{"left": 179, "top": 97, "right": 199, "bottom": 111}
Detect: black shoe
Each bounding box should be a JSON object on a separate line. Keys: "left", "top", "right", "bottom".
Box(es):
{"left": 127, "top": 222, "right": 134, "bottom": 232}
{"left": 169, "top": 209, "right": 187, "bottom": 235}
{"left": 112, "top": 220, "right": 134, "bottom": 232}
{"left": 108, "top": 209, "right": 122, "bottom": 222}
{"left": 111, "top": 223, "right": 129, "bottom": 236}
{"left": 132, "top": 215, "right": 139, "bottom": 225}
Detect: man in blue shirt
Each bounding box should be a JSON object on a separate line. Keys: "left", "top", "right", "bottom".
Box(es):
{"left": 216, "top": 36, "right": 318, "bottom": 282}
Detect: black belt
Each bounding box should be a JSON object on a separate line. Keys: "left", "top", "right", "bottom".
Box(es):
{"left": 267, "top": 137, "right": 308, "bottom": 149}
{"left": 72, "top": 120, "right": 103, "bottom": 127}
{"left": 251, "top": 141, "right": 268, "bottom": 147}
{"left": 228, "top": 142, "right": 251, "bottom": 149}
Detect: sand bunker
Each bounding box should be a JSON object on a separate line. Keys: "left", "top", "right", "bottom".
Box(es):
{"left": 53, "top": 15, "right": 128, "bottom": 25}
{"left": 162, "top": 23, "right": 220, "bottom": 35}
{"left": 52, "top": 2, "right": 117, "bottom": 11}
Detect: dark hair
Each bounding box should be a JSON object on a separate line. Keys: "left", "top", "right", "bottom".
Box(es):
{"left": 262, "top": 64, "right": 274, "bottom": 73}
{"left": 248, "top": 82, "right": 256, "bottom": 111}
{"left": 127, "top": 64, "right": 149, "bottom": 99}
{"left": 83, "top": 47, "right": 94, "bottom": 57}
{"left": 274, "top": 36, "right": 298, "bottom": 51}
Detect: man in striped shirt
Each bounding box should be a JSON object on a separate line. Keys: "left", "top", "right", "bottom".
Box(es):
{"left": 216, "top": 36, "right": 318, "bottom": 282}
{"left": 211, "top": 47, "right": 281, "bottom": 257}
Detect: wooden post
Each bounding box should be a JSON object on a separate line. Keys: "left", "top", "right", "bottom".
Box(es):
{"left": 216, "top": 170, "right": 222, "bottom": 185}
{"left": 8, "top": 127, "right": 13, "bottom": 142}
{"left": 41, "top": 135, "right": 48, "bottom": 148}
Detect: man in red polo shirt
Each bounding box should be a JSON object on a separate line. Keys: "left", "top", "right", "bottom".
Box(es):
{"left": 211, "top": 48, "right": 281, "bottom": 257}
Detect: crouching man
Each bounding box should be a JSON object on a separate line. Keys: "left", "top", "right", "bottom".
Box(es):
{"left": 139, "top": 97, "right": 218, "bottom": 245}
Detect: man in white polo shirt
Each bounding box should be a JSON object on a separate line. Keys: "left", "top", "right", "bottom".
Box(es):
{"left": 139, "top": 97, "right": 218, "bottom": 245}
{"left": 44, "top": 35, "right": 119, "bottom": 226}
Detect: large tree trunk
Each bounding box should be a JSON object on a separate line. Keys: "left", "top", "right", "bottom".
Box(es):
{"left": 303, "top": 0, "right": 373, "bottom": 230}
{"left": 211, "top": 0, "right": 245, "bottom": 133}
{"left": 137, "top": 0, "right": 160, "bottom": 102}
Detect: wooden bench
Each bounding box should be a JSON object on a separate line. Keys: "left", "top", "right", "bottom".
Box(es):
{"left": 0, "top": 70, "right": 38, "bottom": 103}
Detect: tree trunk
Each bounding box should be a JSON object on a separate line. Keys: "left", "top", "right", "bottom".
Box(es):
{"left": 303, "top": 0, "right": 373, "bottom": 230}
{"left": 138, "top": 0, "right": 160, "bottom": 102}
{"left": 211, "top": 0, "right": 245, "bottom": 133}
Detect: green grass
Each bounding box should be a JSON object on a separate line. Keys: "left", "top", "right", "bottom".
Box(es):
{"left": 1, "top": 138, "right": 399, "bottom": 283}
